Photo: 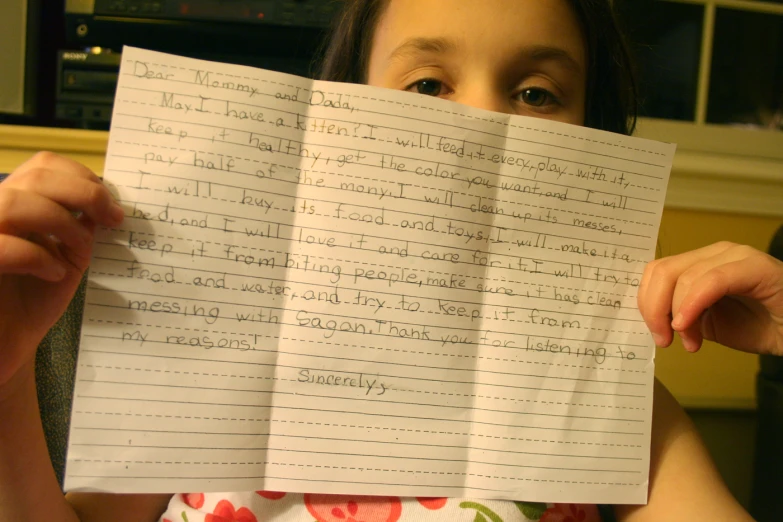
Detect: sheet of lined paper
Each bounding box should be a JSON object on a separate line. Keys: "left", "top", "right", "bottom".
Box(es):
{"left": 64, "top": 47, "right": 674, "bottom": 504}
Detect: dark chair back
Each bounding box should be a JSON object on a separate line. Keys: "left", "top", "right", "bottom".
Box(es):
{"left": 35, "top": 280, "right": 86, "bottom": 486}
{"left": 751, "top": 224, "right": 783, "bottom": 522}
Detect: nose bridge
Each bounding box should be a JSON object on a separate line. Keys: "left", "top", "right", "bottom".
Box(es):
{"left": 455, "top": 75, "right": 511, "bottom": 114}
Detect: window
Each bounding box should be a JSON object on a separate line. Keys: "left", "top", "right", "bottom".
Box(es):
{"left": 621, "top": 0, "right": 783, "bottom": 217}
{"left": 622, "top": 0, "right": 782, "bottom": 131}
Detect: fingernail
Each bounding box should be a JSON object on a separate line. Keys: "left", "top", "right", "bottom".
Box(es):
{"left": 671, "top": 313, "right": 684, "bottom": 330}
{"left": 79, "top": 229, "right": 92, "bottom": 247}
{"left": 110, "top": 203, "right": 125, "bottom": 223}
{"left": 682, "top": 337, "right": 700, "bottom": 353}
{"left": 50, "top": 263, "right": 67, "bottom": 281}
{"left": 652, "top": 333, "right": 666, "bottom": 346}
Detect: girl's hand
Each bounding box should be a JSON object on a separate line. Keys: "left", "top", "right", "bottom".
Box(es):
{"left": 0, "top": 152, "right": 124, "bottom": 386}
{"left": 638, "top": 241, "right": 783, "bottom": 356}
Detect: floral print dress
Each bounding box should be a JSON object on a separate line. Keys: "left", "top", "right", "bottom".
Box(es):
{"left": 159, "top": 492, "right": 605, "bottom": 522}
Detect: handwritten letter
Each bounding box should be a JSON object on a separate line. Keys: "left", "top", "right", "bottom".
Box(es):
{"left": 65, "top": 47, "right": 674, "bottom": 504}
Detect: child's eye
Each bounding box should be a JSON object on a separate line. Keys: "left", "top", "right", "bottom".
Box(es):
{"left": 406, "top": 79, "right": 445, "bottom": 97}
{"left": 516, "top": 87, "right": 558, "bottom": 107}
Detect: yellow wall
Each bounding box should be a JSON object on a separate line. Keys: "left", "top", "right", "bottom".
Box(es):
{"left": 655, "top": 209, "right": 783, "bottom": 409}
{"left": 0, "top": 126, "right": 107, "bottom": 174}
{"left": 1, "top": 125, "right": 781, "bottom": 410}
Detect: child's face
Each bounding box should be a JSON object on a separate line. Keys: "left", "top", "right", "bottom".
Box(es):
{"left": 366, "top": 0, "right": 587, "bottom": 125}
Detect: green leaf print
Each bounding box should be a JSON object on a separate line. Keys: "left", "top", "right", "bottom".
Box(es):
{"left": 513, "top": 502, "right": 548, "bottom": 521}
{"left": 181, "top": 511, "right": 190, "bottom": 522}
{"left": 459, "top": 501, "right": 504, "bottom": 522}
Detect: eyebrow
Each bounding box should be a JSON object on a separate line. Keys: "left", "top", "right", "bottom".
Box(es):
{"left": 388, "top": 37, "right": 457, "bottom": 62}
{"left": 523, "top": 45, "right": 584, "bottom": 75}
{"left": 387, "top": 38, "right": 583, "bottom": 76}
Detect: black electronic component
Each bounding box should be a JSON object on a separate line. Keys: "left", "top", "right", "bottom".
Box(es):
{"left": 64, "top": 0, "right": 338, "bottom": 51}
{"left": 89, "top": 0, "right": 339, "bottom": 27}
{"left": 57, "top": 0, "right": 339, "bottom": 129}
{"left": 56, "top": 48, "right": 121, "bottom": 129}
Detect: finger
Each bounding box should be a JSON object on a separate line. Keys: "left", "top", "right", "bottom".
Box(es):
{"left": 672, "top": 256, "right": 782, "bottom": 333}
{"left": 637, "top": 260, "right": 664, "bottom": 345}
{"left": 670, "top": 245, "right": 768, "bottom": 328}
{"left": 638, "top": 244, "right": 733, "bottom": 347}
{"left": 637, "top": 260, "right": 652, "bottom": 317}
{"left": 2, "top": 170, "right": 123, "bottom": 227}
{"left": 14, "top": 151, "right": 102, "bottom": 184}
{"left": 678, "top": 314, "right": 705, "bottom": 352}
{"left": 0, "top": 234, "right": 68, "bottom": 282}
{"left": 36, "top": 227, "right": 94, "bottom": 273}
{"left": 78, "top": 213, "right": 97, "bottom": 235}
{"left": 699, "top": 296, "right": 777, "bottom": 355}
{"left": 0, "top": 189, "right": 93, "bottom": 251}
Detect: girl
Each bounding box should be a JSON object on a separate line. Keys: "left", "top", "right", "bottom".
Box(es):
{"left": 1, "top": 1, "right": 781, "bottom": 521}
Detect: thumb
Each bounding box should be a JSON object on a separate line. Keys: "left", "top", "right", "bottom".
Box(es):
{"left": 674, "top": 255, "right": 782, "bottom": 335}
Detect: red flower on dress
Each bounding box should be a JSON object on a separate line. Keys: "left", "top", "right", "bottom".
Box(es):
{"left": 540, "top": 504, "right": 602, "bottom": 522}
{"left": 305, "top": 494, "right": 402, "bottom": 522}
{"left": 183, "top": 493, "right": 205, "bottom": 509}
{"left": 205, "top": 499, "right": 258, "bottom": 522}
{"left": 256, "top": 491, "right": 287, "bottom": 500}
{"left": 416, "top": 498, "right": 448, "bottom": 510}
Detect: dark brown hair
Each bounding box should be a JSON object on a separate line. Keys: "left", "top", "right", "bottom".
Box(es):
{"left": 318, "top": 0, "right": 638, "bottom": 135}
